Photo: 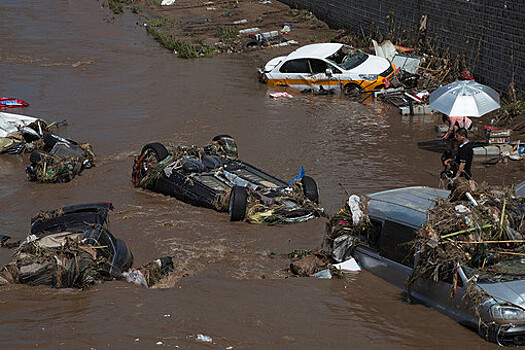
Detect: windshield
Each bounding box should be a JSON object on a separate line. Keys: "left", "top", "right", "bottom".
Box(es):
{"left": 463, "top": 257, "right": 525, "bottom": 283}
{"left": 327, "top": 45, "right": 369, "bottom": 70}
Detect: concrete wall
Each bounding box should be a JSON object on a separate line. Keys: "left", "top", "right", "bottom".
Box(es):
{"left": 280, "top": 0, "right": 525, "bottom": 95}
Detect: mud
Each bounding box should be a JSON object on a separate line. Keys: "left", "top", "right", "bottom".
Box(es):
{"left": 126, "top": 0, "right": 339, "bottom": 56}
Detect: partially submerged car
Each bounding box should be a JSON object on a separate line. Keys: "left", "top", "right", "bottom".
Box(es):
{"left": 132, "top": 135, "right": 322, "bottom": 224}
{"left": 0, "top": 202, "right": 175, "bottom": 288}
{"left": 327, "top": 183, "right": 525, "bottom": 346}
{"left": 0, "top": 203, "right": 134, "bottom": 288}
{"left": 258, "top": 43, "right": 395, "bottom": 95}
{"left": 25, "top": 133, "right": 95, "bottom": 183}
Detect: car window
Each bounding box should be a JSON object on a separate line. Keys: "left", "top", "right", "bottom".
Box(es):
{"left": 328, "top": 46, "right": 369, "bottom": 70}
{"left": 309, "top": 59, "right": 328, "bottom": 74}
{"left": 379, "top": 220, "right": 416, "bottom": 267}
{"left": 438, "top": 263, "right": 463, "bottom": 286}
{"left": 309, "top": 59, "right": 342, "bottom": 75}
{"left": 280, "top": 59, "right": 310, "bottom": 73}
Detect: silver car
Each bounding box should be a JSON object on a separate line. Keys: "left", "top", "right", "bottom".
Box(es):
{"left": 347, "top": 185, "right": 525, "bottom": 346}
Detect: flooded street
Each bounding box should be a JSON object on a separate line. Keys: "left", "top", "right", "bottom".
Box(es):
{"left": 0, "top": 1, "right": 517, "bottom": 348}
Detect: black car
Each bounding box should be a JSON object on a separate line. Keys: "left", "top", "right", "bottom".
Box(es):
{"left": 132, "top": 135, "right": 322, "bottom": 223}
{"left": 0, "top": 202, "right": 134, "bottom": 288}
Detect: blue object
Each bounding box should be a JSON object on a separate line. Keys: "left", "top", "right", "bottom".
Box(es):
{"left": 289, "top": 165, "right": 305, "bottom": 184}
{"left": 519, "top": 146, "right": 525, "bottom": 155}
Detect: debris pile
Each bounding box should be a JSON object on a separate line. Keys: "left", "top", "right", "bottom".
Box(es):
{"left": 407, "top": 180, "right": 525, "bottom": 291}
{"left": 244, "top": 181, "right": 324, "bottom": 225}
{"left": 372, "top": 42, "right": 472, "bottom": 114}
{"left": 0, "top": 113, "right": 49, "bottom": 154}
{"left": 26, "top": 136, "right": 95, "bottom": 183}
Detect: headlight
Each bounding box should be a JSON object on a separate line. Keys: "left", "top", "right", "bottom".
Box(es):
{"left": 491, "top": 305, "right": 525, "bottom": 323}
{"left": 358, "top": 74, "right": 378, "bottom": 81}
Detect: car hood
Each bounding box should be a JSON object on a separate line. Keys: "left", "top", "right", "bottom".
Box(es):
{"left": 347, "top": 55, "right": 391, "bottom": 75}
{"left": 479, "top": 280, "right": 525, "bottom": 308}
{"left": 264, "top": 56, "right": 286, "bottom": 72}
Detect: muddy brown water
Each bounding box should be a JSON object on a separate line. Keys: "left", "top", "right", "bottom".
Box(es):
{"left": 0, "top": 1, "right": 519, "bottom": 349}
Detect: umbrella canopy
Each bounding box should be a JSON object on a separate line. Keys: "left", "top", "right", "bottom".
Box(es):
{"left": 429, "top": 80, "right": 500, "bottom": 117}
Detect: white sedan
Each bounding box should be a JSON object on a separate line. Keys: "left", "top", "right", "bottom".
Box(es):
{"left": 258, "top": 43, "right": 395, "bottom": 95}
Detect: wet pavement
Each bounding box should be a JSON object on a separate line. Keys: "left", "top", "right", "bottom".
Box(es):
{"left": 0, "top": 1, "right": 515, "bottom": 348}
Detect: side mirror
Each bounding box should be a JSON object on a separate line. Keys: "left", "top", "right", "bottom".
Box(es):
{"left": 325, "top": 68, "right": 333, "bottom": 77}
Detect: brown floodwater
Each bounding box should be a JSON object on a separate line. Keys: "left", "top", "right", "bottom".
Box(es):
{"left": 0, "top": 1, "right": 519, "bottom": 349}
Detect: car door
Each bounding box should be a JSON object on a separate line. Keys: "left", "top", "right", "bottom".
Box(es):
{"left": 308, "top": 59, "right": 342, "bottom": 91}
{"left": 353, "top": 219, "right": 414, "bottom": 288}
{"left": 273, "top": 58, "right": 342, "bottom": 91}
{"left": 410, "top": 263, "right": 477, "bottom": 327}
{"left": 272, "top": 58, "right": 310, "bottom": 89}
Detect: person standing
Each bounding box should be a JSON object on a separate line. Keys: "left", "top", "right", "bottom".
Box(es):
{"left": 453, "top": 128, "right": 474, "bottom": 180}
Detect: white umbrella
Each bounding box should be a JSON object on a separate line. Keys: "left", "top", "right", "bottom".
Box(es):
{"left": 429, "top": 80, "right": 500, "bottom": 117}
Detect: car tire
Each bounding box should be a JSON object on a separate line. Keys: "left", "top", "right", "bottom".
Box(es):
{"left": 242, "top": 39, "right": 262, "bottom": 51}
{"left": 301, "top": 175, "right": 319, "bottom": 203}
{"left": 212, "top": 134, "right": 234, "bottom": 142}
{"left": 343, "top": 84, "right": 361, "bottom": 97}
{"left": 140, "top": 142, "right": 169, "bottom": 162}
{"left": 212, "top": 135, "right": 238, "bottom": 158}
{"left": 133, "top": 142, "right": 169, "bottom": 187}
{"left": 229, "top": 186, "right": 248, "bottom": 221}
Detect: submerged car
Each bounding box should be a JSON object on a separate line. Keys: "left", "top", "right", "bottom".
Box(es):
{"left": 258, "top": 43, "right": 395, "bottom": 95}
{"left": 0, "top": 202, "right": 134, "bottom": 288}
{"left": 132, "top": 135, "right": 321, "bottom": 224}
{"left": 26, "top": 133, "right": 95, "bottom": 183}
{"left": 331, "top": 185, "right": 525, "bottom": 346}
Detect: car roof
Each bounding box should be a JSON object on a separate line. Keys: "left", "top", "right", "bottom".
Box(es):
{"left": 285, "top": 43, "right": 344, "bottom": 60}
{"left": 367, "top": 186, "right": 450, "bottom": 228}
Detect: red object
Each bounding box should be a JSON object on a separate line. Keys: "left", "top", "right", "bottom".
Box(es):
{"left": 0, "top": 97, "right": 29, "bottom": 108}
{"left": 484, "top": 126, "right": 501, "bottom": 131}
{"left": 461, "top": 71, "right": 475, "bottom": 81}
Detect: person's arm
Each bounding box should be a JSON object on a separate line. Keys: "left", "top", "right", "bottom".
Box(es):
{"left": 455, "top": 161, "right": 466, "bottom": 179}
{"left": 442, "top": 129, "right": 452, "bottom": 139}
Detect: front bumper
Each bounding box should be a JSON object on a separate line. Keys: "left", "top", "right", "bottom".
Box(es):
{"left": 482, "top": 322, "right": 525, "bottom": 346}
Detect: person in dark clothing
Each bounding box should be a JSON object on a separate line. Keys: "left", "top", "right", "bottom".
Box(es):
{"left": 453, "top": 128, "right": 474, "bottom": 180}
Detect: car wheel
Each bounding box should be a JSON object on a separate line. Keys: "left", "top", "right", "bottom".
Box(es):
{"left": 242, "top": 39, "right": 262, "bottom": 51}
{"left": 212, "top": 135, "right": 238, "bottom": 159}
{"left": 133, "top": 142, "right": 169, "bottom": 187}
{"left": 343, "top": 84, "right": 361, "bottom": 97}
{"left": 212, "top": 134, "right": 234, "bottom": 142}
{"left": 229, "top": 186, "right": 248, "bottom": 221}
{"left": 301, "top": 175, "right": 319, "bottom": 203}
{"left": 140, "top": 142, "right": 169, "bottom": 161}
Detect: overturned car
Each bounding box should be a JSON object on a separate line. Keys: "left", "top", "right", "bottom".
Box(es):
{"left": 326, "top": 181, "right": 525, "bottom": 346}
{"left": 132, "top": 135, "right": 322, "bottom": 224}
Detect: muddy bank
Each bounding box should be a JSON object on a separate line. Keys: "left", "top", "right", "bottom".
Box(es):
{"left": 109, "top": 0, "right": 339, "bottom": 57}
